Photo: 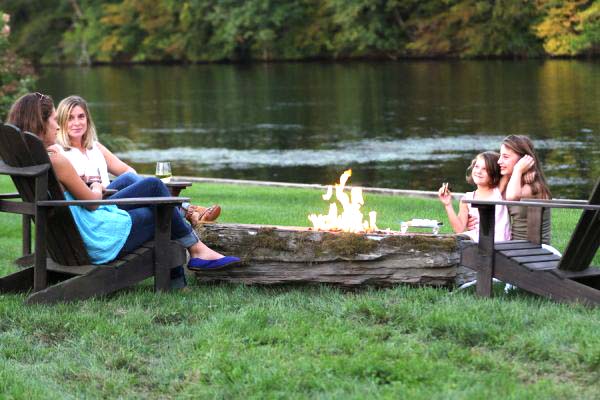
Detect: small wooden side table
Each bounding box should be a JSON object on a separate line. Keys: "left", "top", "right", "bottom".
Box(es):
{"left": 165, "top": 180, "right": 193, "bottom": 197}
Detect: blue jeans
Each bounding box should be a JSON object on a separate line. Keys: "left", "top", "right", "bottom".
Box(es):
{"left": 109, "top": 172, "right": 188, "bottom": 217}
{"left": 108, "top": 176, "right": 199, "bottom": 253}
{"left": 107, "top": 172, "right": 143, "bottom": 191}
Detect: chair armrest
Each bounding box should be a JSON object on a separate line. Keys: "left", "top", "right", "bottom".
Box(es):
{"left": 38, "top": 196, "right": 190, "bottom": 207}
{"left": 0, "top": 161, "right": 50, "bottom": 177}
{"left": 0, "top": 193, "right": 21, "bottom": 199}
{"left": 528, "top": 198, "right": 587, "bottom": 205}
{"left": 462, "top": 198, "right": 599, "bottom": 211}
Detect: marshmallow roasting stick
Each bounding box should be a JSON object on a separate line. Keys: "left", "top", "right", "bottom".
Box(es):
{"left": 442, "top": 182, "right": 450, "bottom": 196}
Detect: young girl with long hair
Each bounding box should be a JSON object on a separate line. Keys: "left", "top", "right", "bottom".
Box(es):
{"left": 438, "top": 151, "right": 511, "bottom": 243}
{"left": 499, "top": 134, "right": 552, "bottom": 244}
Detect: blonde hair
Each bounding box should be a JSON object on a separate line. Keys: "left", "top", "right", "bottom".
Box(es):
{"left": 56, "top": 95, "right": 98, "bottom": 150}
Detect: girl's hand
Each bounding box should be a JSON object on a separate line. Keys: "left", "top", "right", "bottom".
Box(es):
{"left": 466, "top": 213, "right": 479, "bottom": 231}
{"left": 90, "top": 181, "right": 103, "bottom": 194}
{"left": 514, "top": 155, "right": 534, "bottom": 175}
{"left": 438, "top": 185, "right": 452, "bottom": 206}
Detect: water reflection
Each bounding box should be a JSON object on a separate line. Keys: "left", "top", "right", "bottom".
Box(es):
{"left": 37, "top": 61, "right": 599, "bottom": 198}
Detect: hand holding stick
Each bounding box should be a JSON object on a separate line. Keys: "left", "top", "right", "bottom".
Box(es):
{"left": 438, "top": 182, "right": 452, "bottom": 206}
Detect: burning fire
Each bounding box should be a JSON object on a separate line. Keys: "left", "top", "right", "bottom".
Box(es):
{"left": 308, "top": 169, "right": 377, "bottom": 233}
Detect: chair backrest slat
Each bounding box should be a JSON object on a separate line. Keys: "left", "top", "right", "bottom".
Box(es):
{"left": 558, "top": 179, "right": 600, "bottom": 271}
{"left": 0, "top": 124, "right": 90, "bottom": 265}
{"left": 0, "top": 124, "right": 37, "bottom": 202}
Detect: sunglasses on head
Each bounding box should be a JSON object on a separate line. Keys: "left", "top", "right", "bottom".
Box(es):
{"left": 34, "top": 92, "right": 48, "bottom": 101}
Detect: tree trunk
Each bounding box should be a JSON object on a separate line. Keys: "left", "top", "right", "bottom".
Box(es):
{"left": 193, "top": 223, "right": 474, "bottom": 287}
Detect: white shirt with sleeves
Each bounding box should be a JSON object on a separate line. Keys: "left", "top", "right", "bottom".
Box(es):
{"left": 56, "top": 142, "right": 111, "bottom": 187}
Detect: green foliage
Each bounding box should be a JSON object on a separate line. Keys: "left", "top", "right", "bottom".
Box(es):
{"left": 576, "top": 1, "right": 600, "bottom": 53}
{"left": 1, "top": 1, "right": 72, "bottom": 64}
{"left": 3, "top": 0, "right": 599, "bottom": 63}
{"left": 407, "top": 0, "right": 543, "bottom": 57}
{"left": 326, "top": 0, "right": 411, "bottom": 58}
{"left": 0, "top": 10, "right": 35, "bottom": 121}
{"left": 535, "top": 0, "right": 600, "bottom": 56}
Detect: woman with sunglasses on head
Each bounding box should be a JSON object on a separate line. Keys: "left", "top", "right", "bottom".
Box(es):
{"left": 7, "top": 93, "right": 240, "bottom": 288}
{"left": 55, "top": 95, "right": 221, "bottom": 226}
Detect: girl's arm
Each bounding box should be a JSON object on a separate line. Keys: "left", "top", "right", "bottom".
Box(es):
{"left": 98, "top": 142, "right": 136, "bottom": 177}
{"left": 438, "top": 185, "right": 468, "bottom": 233}
{"left": 50, "top": 152, "right": 103, "bottom": 210}
{"left": 449, "top": 200, "right": 469, "bottom": 233}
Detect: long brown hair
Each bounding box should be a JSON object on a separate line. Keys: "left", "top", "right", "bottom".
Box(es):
{"left": 466, "top": 151, "right": 501, "bottom": 187}
{"left": 7, "top": 92, "right": 54, "bottom": 136}
{"left": 56, "top": 95, "right": 98, "bottom": 150}
{"left": 502, "top": 135, "right": 551, "bottom": 199}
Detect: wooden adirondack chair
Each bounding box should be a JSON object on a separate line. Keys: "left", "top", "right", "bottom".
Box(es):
{"left": 461, "top": 179, "right": 600, "bottom": 305}
{"left": 0, "top": 123, "right": 188, "bottom": 304}
{"left": 16, "top": 179, "right": 193, "bottom": 267}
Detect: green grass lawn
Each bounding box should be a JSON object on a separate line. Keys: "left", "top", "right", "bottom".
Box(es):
{"left": 0, "top": 176, "right": 599, "bottom": 399}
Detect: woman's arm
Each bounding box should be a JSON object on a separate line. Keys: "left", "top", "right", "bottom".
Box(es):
{"left": 50, "top": 152, "right": 103, "bottom": 210}
{"left": 97, "top": 142, "right": 136, "bottom": 177}
{"left": 505, "top": 155, "right": 535, "bottom": 200}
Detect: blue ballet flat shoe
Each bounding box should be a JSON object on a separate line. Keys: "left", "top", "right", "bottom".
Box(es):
{"left": 187, "top": 256, "right": 241, "bottom": 271}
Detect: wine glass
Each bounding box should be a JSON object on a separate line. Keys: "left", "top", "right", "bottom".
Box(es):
{"left": 84, "top": 166, "right": 102, "bottom": 186}
{"left": 155, "top": 161, "right": 172, "bottom": 183}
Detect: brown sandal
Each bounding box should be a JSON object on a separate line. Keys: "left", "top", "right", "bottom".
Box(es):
{"left": 199, "top": 205, "right": 221, "bottom": 222}
{"left": 185, "top": 204, "right": 221, "bottom": 226}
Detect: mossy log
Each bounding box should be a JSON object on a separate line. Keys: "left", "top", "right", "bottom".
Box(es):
{"left": 194, "top": 223, "right": 474, "bottom": 287}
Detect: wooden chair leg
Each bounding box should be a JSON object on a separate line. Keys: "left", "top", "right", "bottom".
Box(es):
{"left": 22, "top": 214, "right": 31, "bottom": 257}
{"left": 0, "top": 267, "right": 34, "bottom": 293}
{"left": 33, "top": 175, "right": 48, "bottom": 292}
{"left": 154, "top": 204, "right": 174, "bottom": 292}
{"left": 475, "top": 254, "right": 493, "bottom": 297}
{"left": 475, "top": 206, "right": 496, "bottom": 297}
{"left": 26, "top": 253, "right": 156, "bottom": 304}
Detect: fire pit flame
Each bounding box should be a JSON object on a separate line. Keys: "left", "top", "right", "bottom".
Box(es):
{"left": 308, "top": 169, "right": 378, "bottom": 233}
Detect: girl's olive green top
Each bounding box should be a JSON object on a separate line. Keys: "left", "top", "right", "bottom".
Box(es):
{"left": 508, "top": 205, "right": 551, "bottom": 245}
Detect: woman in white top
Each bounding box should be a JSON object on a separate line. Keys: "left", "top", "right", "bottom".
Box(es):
{"left": 55, "top": 95, "right": 137, "bottom": 188}
{"left": 55, "top": 95, "right": 220, "bottom": 225}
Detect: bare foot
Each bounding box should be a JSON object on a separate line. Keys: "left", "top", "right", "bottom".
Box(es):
{"left": 188, "top": 241, "right": 223, "bottom": 260}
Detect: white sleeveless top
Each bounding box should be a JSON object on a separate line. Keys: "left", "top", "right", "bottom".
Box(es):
{"left": 463, "top": 187, "right": 511, "bottom": 243}
{"left": 56, "top": 142, "right": 111, "bottom": 187}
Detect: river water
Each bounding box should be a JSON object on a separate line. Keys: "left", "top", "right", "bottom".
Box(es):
{"left": 38, "top": 60, "right": 599, "bottom": 198}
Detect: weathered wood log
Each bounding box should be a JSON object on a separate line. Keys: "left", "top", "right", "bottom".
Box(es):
{"left": 194, "top": 223, "right": 475, "bottom": 287}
